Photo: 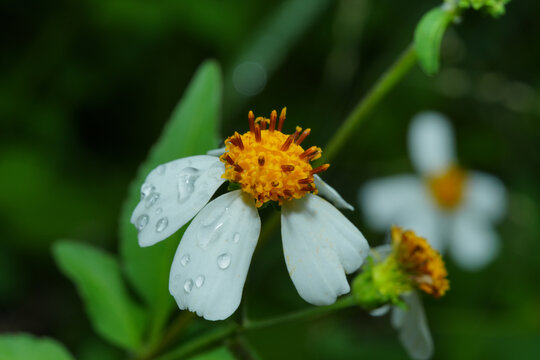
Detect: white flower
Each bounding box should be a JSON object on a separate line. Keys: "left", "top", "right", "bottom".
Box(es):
{"left": 131, "top": 108, "right": 369, "bottom": 320}
{"left": 359, "top": 112, "right": 506, "bottom": 271}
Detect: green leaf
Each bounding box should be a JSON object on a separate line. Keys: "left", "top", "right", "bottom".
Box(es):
{"left": 225, "top": 0, "right": 331, "bottom": 112}
{"left": 0, "top": 333, "right": 75, "bottom": 360}
{"left": 414, "top": 7, "right": 455, "bottom": 76}
{"left": 119, "top": 60, "right": 222, "bottom": 337}
{"left": 53, "top": 241, "right": 145, "bottom": 350}
{"left": 188, "top": 347, "right": 236, "bottom": 360}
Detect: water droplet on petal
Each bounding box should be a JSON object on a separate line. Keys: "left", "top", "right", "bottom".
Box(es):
{"left": 233, "top": 232, "right": 240, "bottom": 243}
{"left": 177, "top": 167, "right": 201, "bottom": 204}
{"left": 195, "top": 275, "right": 205, "bottom": 288}
{"left": 197, "top": 208, "right": 230, "bottom": 250}
{"left": 155, "top": 207, "right": 162, "bottom": 214}
{"left": 136, "top": 215, "right": 149, "bottom": 231}
{"left": 145, "top": 192, "right": 160, "bottom": 208}
{"left": 141, "top": 183, "right": 155, "bottom": 200}
{"left": 157, "top": 164, "right": 166, "bottom": 175}
{"left": 180, "top": 254, "right": 191, "bottom": 267}
{"left": 184, "top": 279, "right": 193, "bottom": 293}
{"left": 156, "top": 217, "right": 168, "bottom": 232}
{"left": 217, "top": 253, "right": 231, "bottom": 269}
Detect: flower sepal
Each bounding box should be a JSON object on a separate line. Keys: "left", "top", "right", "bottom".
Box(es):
{"left": 352, "top": 256, "right": 410, "bottom": 311}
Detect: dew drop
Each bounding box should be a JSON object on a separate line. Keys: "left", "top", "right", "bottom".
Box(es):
{"left": 184, "top": 279, "right": 193, "bottom": 293}
{"left": 197, "top": 207, "right": 230, "bottom": 250}
{"left": 195, "top": 275, "right": 205, "bottom": 288}
{"left": 232, "top": 232, "right": 240, "bottom": 243}
{"left": 180, "top": 254, "right": 191, "bottom": 267}
{"left": 217, "top": 253, "right": 231, "bottom": 269}
{"left": 157, "top": 164, "right": 166, "bottom": 175}
{"left": 156, "top": 217, "right": 169, "bottom": 232}
{"left": 155, "top": 207, "right": 162, "bottom": 215}
{"left": 136, "top": 215, "right": 149, "bottom": 231}
{"left": 145, "top": 192, "right": 160, "bottom": 208}
{"left": 177, "top": 167, "right": 201, "bottom": 204}
{"left": 140, "top": 183, "right": 155, "bottom": 200}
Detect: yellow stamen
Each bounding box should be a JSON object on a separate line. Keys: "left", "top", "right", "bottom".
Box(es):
{"left": 427, "top": 165, "right": 467, "bottom": 210}
{"left": 220, "top": 108, "right": 328, "bottom": 207}
{"left": 391, "top": 226, "right": 449, "bottom": 298}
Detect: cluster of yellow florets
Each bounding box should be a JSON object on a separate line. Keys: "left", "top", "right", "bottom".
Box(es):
{"left": 220, "top": 108, "right": 329, "bottom": 207}
{"left": 427, "top": 165, "right": 467, "bottom": 210}
{"left": 391, "top": 226, "right": 450, "bottom": 298}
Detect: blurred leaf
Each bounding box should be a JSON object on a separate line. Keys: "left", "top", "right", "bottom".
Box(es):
{"left": 225, "top": 0, "right": 331, "bottom": 112}
{"left": 119, "top": 60, "right": 222, "bottom": 336}
{"left": 188, "top": 346, "right": 236, "bottom": 360}
{"left": 414, "top": 7, "right": 454, "bottom": 76}
{"left": 53, "top": 241, "right": 145, "bottom": 350}
{"left": 0, "top": 333, "right": 75, "bottom": 360}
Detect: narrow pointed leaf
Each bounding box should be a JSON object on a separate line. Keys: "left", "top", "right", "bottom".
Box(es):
{"left": 414, "top": 7, "right": 454, "bottom": 75}
{"left": 119, "top": 60, "right": 222, "bottom": 335}
{"left": 53, "top": 241, "right": 145, "bottom": 350}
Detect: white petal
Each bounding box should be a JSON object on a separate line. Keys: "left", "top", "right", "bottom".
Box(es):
{"left": 371, "top": 244, "right": 393, "bottom": 262}
{"left": 130, "top": 155, "right": 226, "bottom": 247}
{"left": 281, "top": 194, "right": 369, "bottom": 305}
{"left": 314, "top": 175, "right": 354, "bottom": 211}
{"left": 408, "top": 111, "right": 456, "bottom": 176}
{"left": 449, "top": 211, "right": 500, "bottom": 271}
{"left": 169, "top": 190, "right": 260, "bottom": 321}
{"left": 370, "top": 305, "right": 391, "bottom": 317}
{"left": 391, "top": 292, "right": 434, "bottom": 360}
{"left": 206, "top": 147, "right": 226, "bottom": 157}
{"left": 359, "top": 175, "right": 427, "bottom": 230}
{"left": 462, "top": 171, "right": 506, "bottom": 222}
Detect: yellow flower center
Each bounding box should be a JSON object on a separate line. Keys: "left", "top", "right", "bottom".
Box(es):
{"left": 391, "top": 226, "right": 449, "bottom": 298}
{"left": 427, "top": 165, "right": 467, "bottom": 210}
{"left": 220, "top": 108, "right": 330, "bottom": 207}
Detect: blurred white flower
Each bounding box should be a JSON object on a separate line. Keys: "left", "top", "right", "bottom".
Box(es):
{"left": 359, "top": 112, "right": 506, "bottom": 270}
{"left": 131, "top": 108, "right": 369, "bottom": 320}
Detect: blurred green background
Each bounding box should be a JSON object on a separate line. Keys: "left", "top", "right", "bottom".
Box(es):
{"left": 1, "top": 0, "right": 539, "bottom": 359}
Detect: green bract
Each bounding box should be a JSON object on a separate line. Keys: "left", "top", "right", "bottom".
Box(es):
{"left": 454, "top": 0, "right": 511, "bottom": 17}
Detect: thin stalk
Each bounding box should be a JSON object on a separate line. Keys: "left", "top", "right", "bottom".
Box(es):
{"left": 322, "top": 45, "right": 417, "bottom": 163}
{"left": 156, "top": 296, "right": 357, "bottom": 360}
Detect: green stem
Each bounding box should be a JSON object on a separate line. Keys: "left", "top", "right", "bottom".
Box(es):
{"left": 137, "top": 312, "right": 196, "bottom": 360}
{"left": 322, "top": 45, "right": 417, "bottom": 163}
{"left": 243, "top": 295, "right": 356, "bottom": 331}
{"left": 156, "top": 296, "right": 356, "bottom": 360}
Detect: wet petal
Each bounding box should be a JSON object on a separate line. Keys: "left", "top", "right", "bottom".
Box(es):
{"left": 408, "top": 112, "right": 455, "bottom": 176}
{"left": 207, "top": 147, "right": 226, "bottom": 157}
{"left": 169, "top": 190, "right": 260, "bottom": 321}
{"left": 462, "top": 171, "right": 506, "bottom": 222}
{"left": 391, "top": 292, "right": 434, "bottom": 360}
{"left": 449, "top": 211, "right": 500, "bottom": 271}
{"left": 281, "top": 194, "right": 369, "bottom": 305}
{"left": 314, "top": 175, "right": 354, "bottom": 211}
{"left": 131, "top": 155, "right": 226, "bottom": 247}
